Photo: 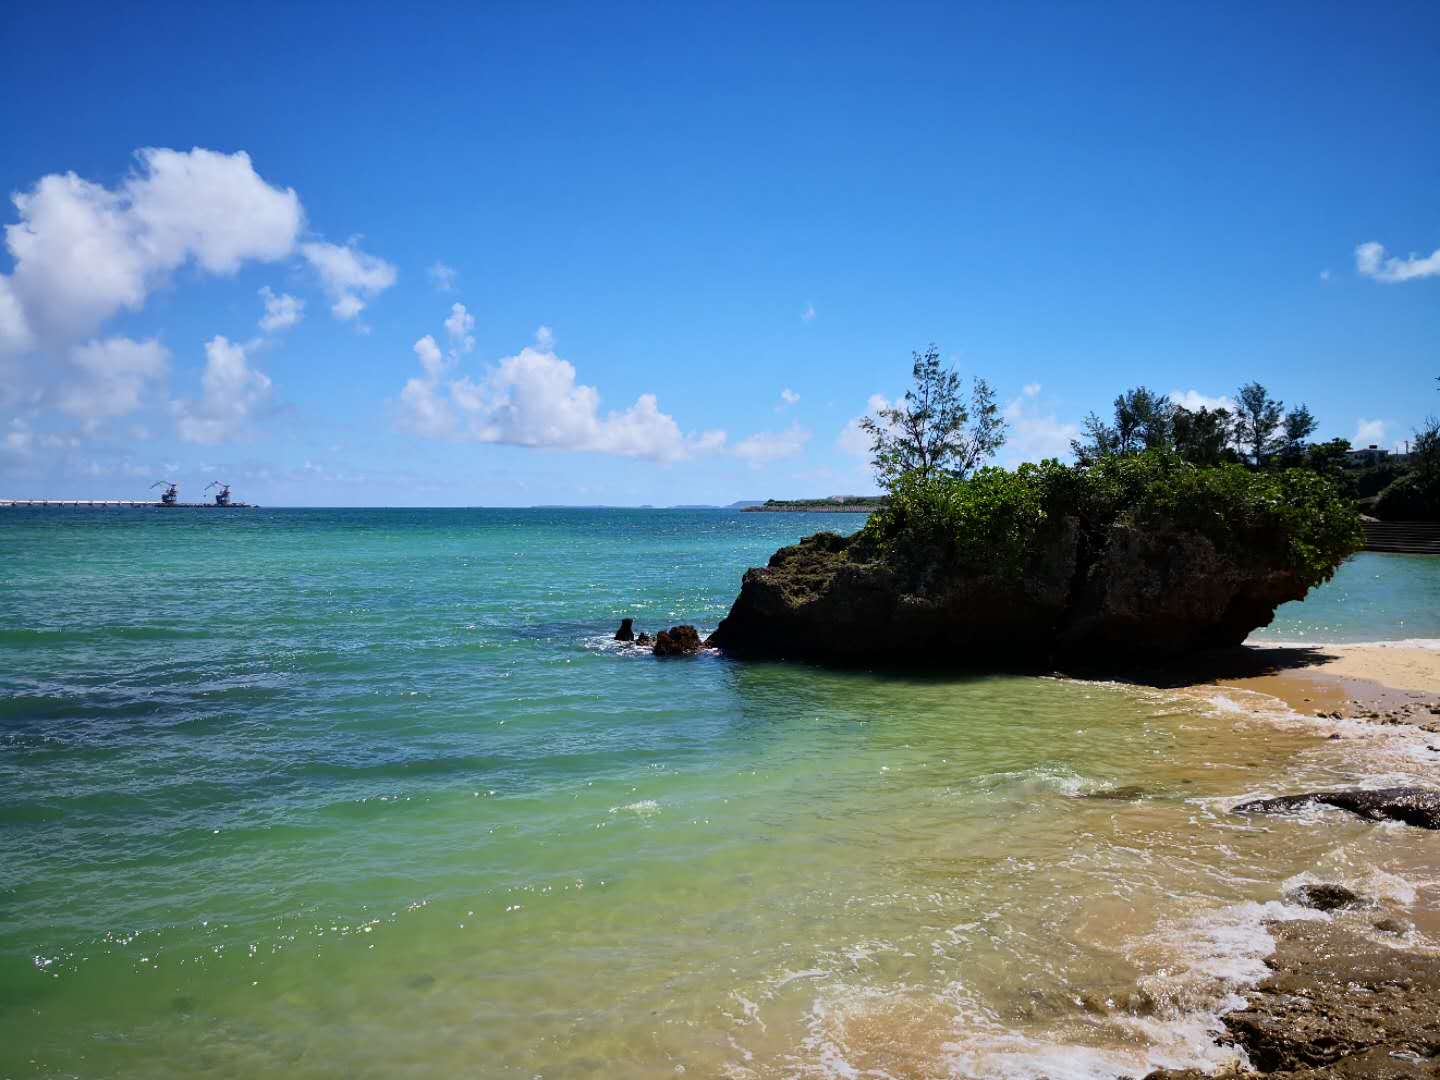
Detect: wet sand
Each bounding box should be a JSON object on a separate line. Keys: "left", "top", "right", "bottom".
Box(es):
{"left": 1139, "top": 641, "right": 1440, "bottom": 728}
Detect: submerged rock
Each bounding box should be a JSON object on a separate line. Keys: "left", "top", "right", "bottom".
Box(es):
{"left": 1085, "top": 784, "right": 1149, "bottom": 801}
{"left": 635, "top": 632, "right": 652, "bottom": 646}
{"left": 614, "top": 618, "right": 635, "bottom": 642}
{"left": 705, "top": 521, "right": 1319, "bottom": 668}
{"left": 1234, "top": 787, "right": 1440, "bottom": 830}
{"left": 652, "top": 625, "right": 702, "bottom": 657}
{"left": 1287, "top": 883, "right": 1365, "bottom": 912}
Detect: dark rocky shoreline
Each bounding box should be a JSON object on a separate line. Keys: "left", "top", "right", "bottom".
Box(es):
{"left": 1145, "top": 920, "right": 1440, "bottom": 1079}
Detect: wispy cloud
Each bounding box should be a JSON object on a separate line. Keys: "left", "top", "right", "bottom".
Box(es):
{"left": 428, "top": 262, "right": 457, "bottom": 292}
{"left": 1355, "top": 240, "right": 1440, "bottom": 283}
{"left": 733, "top": 423, "right": 810, "bottom": 466}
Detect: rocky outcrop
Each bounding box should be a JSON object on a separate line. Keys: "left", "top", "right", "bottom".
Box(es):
{"left": 652, "top": 625, "right": 702, "bottom": 657}
{"left": 1235, "top": 787, "right": 1440, "bottom": 830}
{"left": 705, "top": 523, "right": 1313, "bottom": 668}
{"left": 614, "top": 618, "right": 635, "bottom": 642}
{"left": 1146, "top": 921, "right": 1440, "bottom": 1079}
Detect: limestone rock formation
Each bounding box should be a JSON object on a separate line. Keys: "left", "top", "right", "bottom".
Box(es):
{"left": 705, "top": 524, "right": 1315, "bottom": 668}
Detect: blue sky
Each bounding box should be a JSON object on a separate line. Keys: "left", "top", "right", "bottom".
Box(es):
{"left": 2, "top": 1, "right": 1436, "bottom": 506}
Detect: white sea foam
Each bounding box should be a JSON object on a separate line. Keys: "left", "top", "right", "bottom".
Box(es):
{"left": 609, "top": 799, "right": 660, "bottom": 816}
{"left": 1249, "top": 637, "right": 1440, "bottom": 651}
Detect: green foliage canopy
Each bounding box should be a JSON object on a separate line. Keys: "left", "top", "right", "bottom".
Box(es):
{"left": 860, "top": 345, "right": 1007, "bottom": 485}
{"left": 863, "top": 451, "right": 1363, "bottom": 587}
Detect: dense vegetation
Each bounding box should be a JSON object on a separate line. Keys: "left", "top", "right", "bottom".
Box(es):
{"left": 1373, "top": 415, "right": 1440, "bottom": 521}
{"left": 848, "top": 356, "right": 1364, "bottom": 586}
{"left": 862, "top": 452, "right": 1363, "bottom": 587}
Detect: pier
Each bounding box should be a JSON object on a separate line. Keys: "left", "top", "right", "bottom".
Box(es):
{"left": 0, "top": 499, "right": 253, "bottom": 508}
{"left": 3, "top": 482, "right": 253, "bottom": 509}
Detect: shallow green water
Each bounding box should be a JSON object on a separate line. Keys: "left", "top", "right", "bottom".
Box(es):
{"left": 1254, "top": 550, "right": 1440, "bottom": 643}
{"left": 2, "top": 510, "right": 1436, "bottom": 1079}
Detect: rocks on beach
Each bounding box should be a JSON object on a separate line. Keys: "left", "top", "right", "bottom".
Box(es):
{"left": 1234, "top": 787, "right": 1440, "bottom": 830}
{"left": 1145, "top": 920, "right": 1440, "bottom": 1079}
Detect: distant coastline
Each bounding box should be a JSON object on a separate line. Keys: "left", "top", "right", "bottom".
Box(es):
{"left": 741, "top": 497, "right": 884, "bottom": 513}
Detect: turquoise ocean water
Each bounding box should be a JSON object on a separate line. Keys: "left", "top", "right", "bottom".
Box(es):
{"left": 2, "top": 510, "right": 1437, "bottom": 1078}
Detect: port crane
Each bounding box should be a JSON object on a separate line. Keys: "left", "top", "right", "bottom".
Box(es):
{"left": 151, "top": 480, "right": 179, "bottom": 506}
{"left": 205, "top": 481, "right": 234, "bottom": 507}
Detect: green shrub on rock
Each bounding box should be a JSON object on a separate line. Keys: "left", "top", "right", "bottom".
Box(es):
{"left": 863, "top": 451, "right": 1362, "bottom": 589}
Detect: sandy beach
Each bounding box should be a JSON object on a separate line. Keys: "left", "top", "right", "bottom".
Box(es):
{"left": 1145, "top": 640, "right": 1440, "bottom": 725}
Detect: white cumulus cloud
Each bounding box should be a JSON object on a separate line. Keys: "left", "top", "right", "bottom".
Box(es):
{"left": 300, "top": 240, "right": 397, "bottom": 321}
{"left": 258, "top": 286, "right": 304, "bottom": 332}
{"left": 444, "top": 303, "right": 475, "bottom": 353}
{"left": 2, "top": 148, "right": 301, "bottom": 349}
{"left": 1353, "top": 418, "right": 1387, "bottom": 446}
{"left": 59, "top": 337, "right": 170, "bottom": 422}
{"left": 414, "top": 334, "right": 446, "bottom": 379}
{"left": 838, "top": 393, "right": 892, "bottom": 459}
{"left": 1355, "top": 240, "right": 1440, "bottom": 283}
{"left": 779, "top": 387, "right": 800, "bottom": 407}
{"left": 398, "top": 326, "right": 724, "bottom": 462}
{"left": 1169, "top": 389, "right": 1236, "bottom": 413}
{"left": 0, "top": 147, "right": 384, "bottom": 432}
{"left": 1001, "top": 389, "right": 1078, "bottom": 466}
{"left": 172, "top": 336, "right": 273, "bottom": 444}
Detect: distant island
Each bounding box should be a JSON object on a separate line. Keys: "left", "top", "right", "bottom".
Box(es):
{"left": 742, "top": 496, "right": 886, "bottom": 513}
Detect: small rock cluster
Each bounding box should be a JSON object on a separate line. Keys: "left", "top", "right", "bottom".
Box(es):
{"left": 613, "top": 619, "right": 703, "bottom": 657}
{"left": 1318, "top": 698, "right": 1440, "bottom": 733}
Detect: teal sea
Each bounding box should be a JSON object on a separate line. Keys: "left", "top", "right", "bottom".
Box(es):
{"left": 2, "top": 510, "right": 1438, "bottom": 1078}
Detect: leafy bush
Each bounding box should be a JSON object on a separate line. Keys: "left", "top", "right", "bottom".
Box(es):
{"left": 863, "top": 451, "right": 1362, "bottom": 587}
{"left": 1373, "top": 473, "right": 1440, "bottom": 522}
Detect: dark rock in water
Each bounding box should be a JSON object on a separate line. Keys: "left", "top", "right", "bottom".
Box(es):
{"left": 614, "top": 618, "right": 635, "bottom": 642}
{"left": 705, "top": 522, "right": 1318, "bottom": 668}
{"left": 653, "top": 625, "right": 702, "bottom": 657}
{"left": 1145, "top": 921, "right": 1440, "bottom": 1079}
{"left": 1234, "top": 787, "right": 1440, "bottom": 830}
{"left": 1374, "top": 917, "right": 1413, "bottom": 936}
{"left": 635, "top": 632, "right": 651, "bottom": 646}
{"left": 1287, "top": 883, "right": 1365, "bottom": 912}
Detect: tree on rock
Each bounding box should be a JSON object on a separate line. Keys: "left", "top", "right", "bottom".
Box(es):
{"left": 860, "top": 344, "right": 1006, "bottom": 485}
{"left": 1232, "top": 382, "right": 1285, "bottom": 466}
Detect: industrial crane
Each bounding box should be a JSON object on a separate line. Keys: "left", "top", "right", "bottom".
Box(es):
{"left": 150, "top": 480, "right": 179, "bottom": 506}
{"left": 204, "top": 481, "right": 233, "bottom": 507}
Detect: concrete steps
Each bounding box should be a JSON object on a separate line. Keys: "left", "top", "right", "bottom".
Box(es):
{"left": 1363, "top": 520, "right": 1440, "bottom": 555}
